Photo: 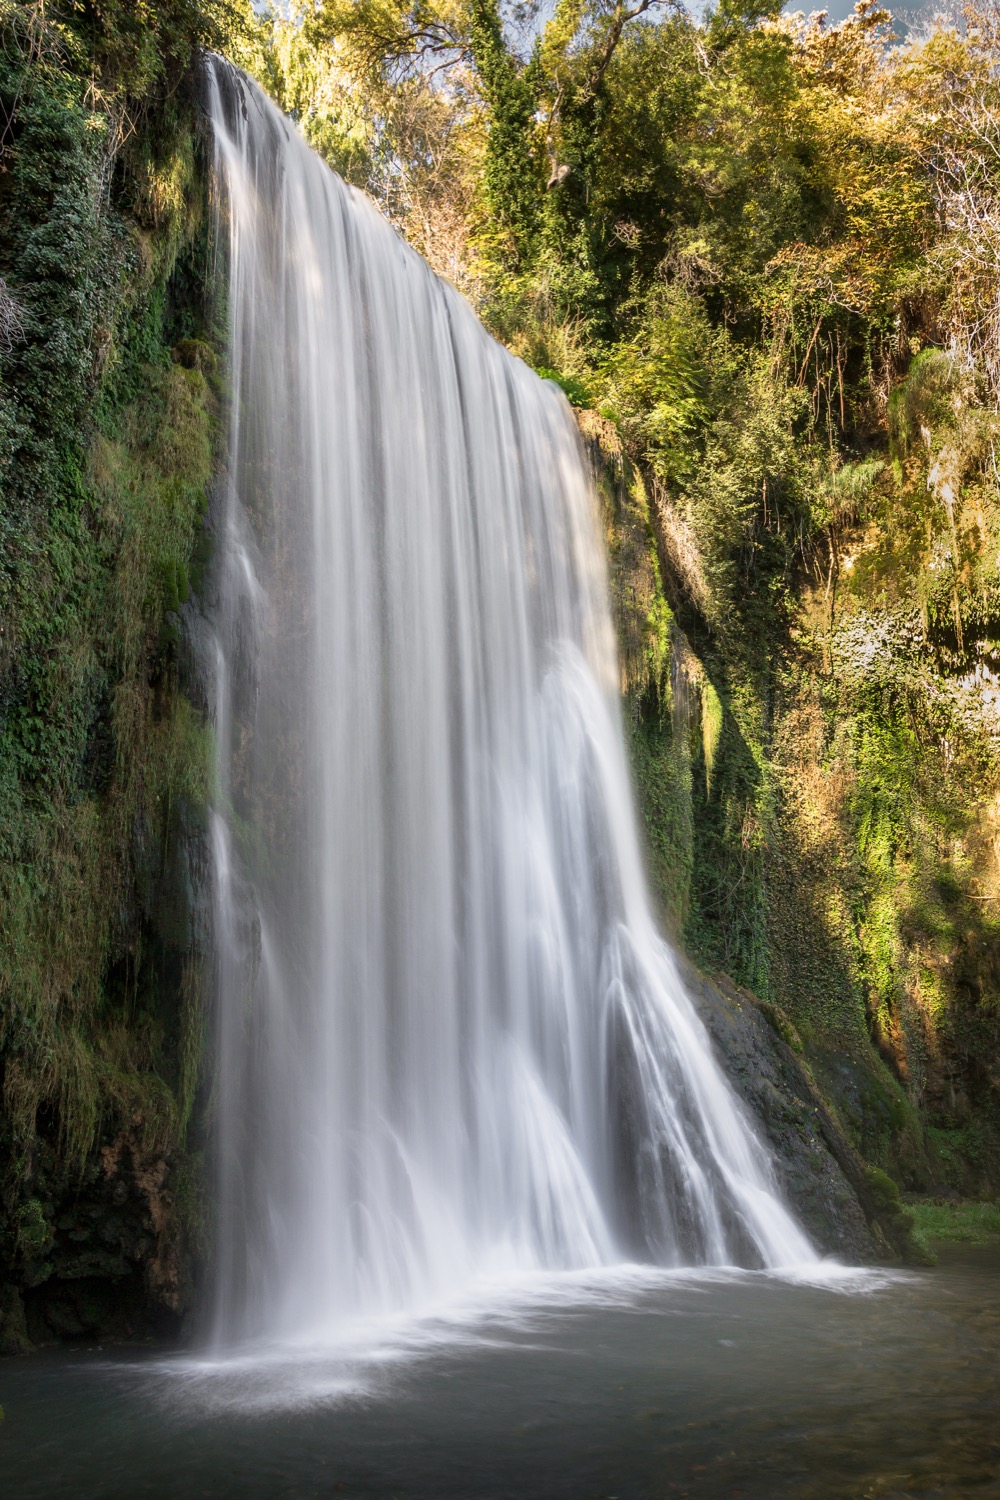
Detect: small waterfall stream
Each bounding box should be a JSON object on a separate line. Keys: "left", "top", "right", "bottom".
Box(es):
{"left": 205, "top": 57, "right": 814, "bottom": 1348}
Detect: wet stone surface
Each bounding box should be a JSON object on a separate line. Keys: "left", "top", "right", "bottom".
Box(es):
{"left": 685, "top": 963, "right": 893, "bottom": 1262}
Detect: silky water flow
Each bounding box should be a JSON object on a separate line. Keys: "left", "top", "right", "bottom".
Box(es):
{"left": 204, "top": 57, "right": 815, "bottom": 1349}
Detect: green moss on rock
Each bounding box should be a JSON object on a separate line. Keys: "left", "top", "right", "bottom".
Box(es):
{"left": 0, "top": 14, "right": 220, "bottom": 1346}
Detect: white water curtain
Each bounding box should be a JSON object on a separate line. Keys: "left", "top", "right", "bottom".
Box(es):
{"left": 205, "top": 57, "right": 814, "bottom": 1347}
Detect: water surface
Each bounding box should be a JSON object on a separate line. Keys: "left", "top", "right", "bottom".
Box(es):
{"left": 4, "top": 1247, "right": 998, "bottom": 1499}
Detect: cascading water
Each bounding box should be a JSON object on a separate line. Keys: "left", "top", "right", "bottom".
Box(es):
{"left": 205, "top": 57, "right": 815, "bottom": 1348}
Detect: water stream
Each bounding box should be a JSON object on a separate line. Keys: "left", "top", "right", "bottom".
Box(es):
{"left": 205, "top": 56, "right": 812, "bottom": 1349}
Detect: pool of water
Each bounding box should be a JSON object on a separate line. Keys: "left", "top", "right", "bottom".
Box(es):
{"left": 2, "top": 1247, "right": 998, "bottom": 1500}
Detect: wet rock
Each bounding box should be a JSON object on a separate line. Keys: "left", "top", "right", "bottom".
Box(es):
{"left": 13, "top": 1129, "right": 192, "bottom": 1349}
{"left": 680, "top": 959, "right": 923, "bottom": 1262}
{"left": 0, "top": 1284, "right": 30, "bottom": 1356}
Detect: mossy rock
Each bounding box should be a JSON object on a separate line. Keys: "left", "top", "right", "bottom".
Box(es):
{"left": 860, "top": 1165, "right": 933, "bottom": 1265}
{"left": 757, "top": 998, "right": 804, "bottom": 1054}
{"left": 171, "top": 338, "right": 218, "bottom": 375}
{"left": 0, "top": 1284, "right": 31, "bottom": 1357}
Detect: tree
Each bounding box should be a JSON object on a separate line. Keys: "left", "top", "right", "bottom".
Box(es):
{"left": 304, "top": 0, "right": 678, "bottom": 271}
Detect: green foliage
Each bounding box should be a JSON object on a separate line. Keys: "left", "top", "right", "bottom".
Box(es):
{"left": 5, "top": 0, "right": 1000, "bottom": 1307}
{"left": 60, "top": 0, "right": 260, "bottom": 102}
{"left": 536, "top": 366, "right": 593, "bottom": 408}
{"left": 603, "top": 285, "right": 718, "bottom": 488}
{"left": 700, "top": 680, "right": 723, "bottom": 795}
{"left": 537, "top": 0, "right": 1000, "bottom": 1197}
{"left": 627, "top": 709, "right": 695, "bottom": 937}
{"left": 756, "top": 998, "right": 803, "bottom": 1053}
{"left": 465, "top": 0, "right": 541, "bottom": 263}
{"left": 860, "top": 1161, "right": 928, "bottom": 1259}
{"left": 0, "top": 6, "right": 218, "bottom": 1312}
{"left": 909, "top": 1198, "right": 1000, "bottom": 1247}
{"left": 260, "top": 1, "right": 376, "bottom": 184}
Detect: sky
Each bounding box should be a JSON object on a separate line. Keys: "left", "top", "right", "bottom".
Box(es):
{"left": 787, "top": 0, "right": 926, "bottom": 24}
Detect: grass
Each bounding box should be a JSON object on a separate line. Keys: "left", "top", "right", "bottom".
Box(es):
{"left": 909, "top": 1199, "right": 1000, "bottom": 1251}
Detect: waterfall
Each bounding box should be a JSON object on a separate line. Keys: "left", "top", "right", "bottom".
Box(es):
{"left": 204, "top": 58, "right": 814, "bottom": 1348}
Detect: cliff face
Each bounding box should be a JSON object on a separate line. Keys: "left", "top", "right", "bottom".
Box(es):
{"left": 2, "top": 14, "right": 997, "bottom": 1352}
{"left": 0, "top": 20, "right": 216, "bottom": 1352}
{"left": 584, "top": 405, "right": 999, "bottom": 1254}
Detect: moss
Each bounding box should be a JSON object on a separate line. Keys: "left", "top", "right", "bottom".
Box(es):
{"left": 0, "top": 1284, "right": 30, "bottom": 1357}
{"left": 15, "top": 1198, "right": 53, "bottom": 1266}
{"left": 171, "top": 1150, "right": 211, "bottom": 1263}
{"left": 627, "top": 704, "right": 695, "bottom": 936}
{"left": 593, "top": 339, "right": 1000, "bottom": 1202}
{"left": 700, "top": 679, "right": 723, "bottom": 795}
{"left": 756, "top": 998, "right": 804, "bottom": 1053}
{"left": 859, "top": 1164, "right": 930, "bottom": 1263}
{"left": 0, "top": 21, "right": 220, "bottom": 1338}
{"left": 172, "top": 338, "right": 219, "bottom": 376}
